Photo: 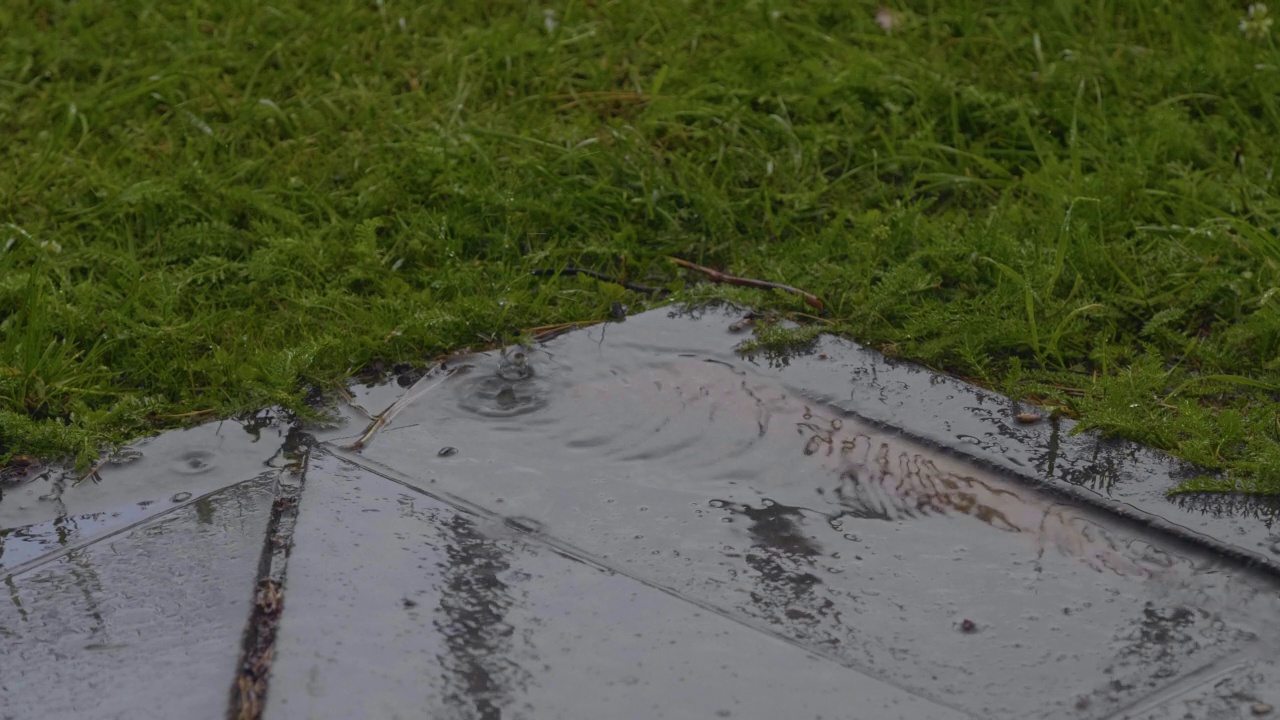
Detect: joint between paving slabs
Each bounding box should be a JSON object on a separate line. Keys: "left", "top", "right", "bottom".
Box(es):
{"left": 228, "top": 450, "right": 308, "bottom": 720}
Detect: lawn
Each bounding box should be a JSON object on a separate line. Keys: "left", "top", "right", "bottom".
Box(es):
{"left": 3, "top": 0, "right": 1280, "bottom": 493}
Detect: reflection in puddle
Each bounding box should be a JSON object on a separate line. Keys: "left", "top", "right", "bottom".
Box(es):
{"left": 434, "top": 512, "right": 526, "bottom": 718}
{"left": 797, "top": 408, "right": 1160, "bottom": 580}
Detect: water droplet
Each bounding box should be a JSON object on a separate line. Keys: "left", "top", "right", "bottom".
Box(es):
{"left": 708, "top": 499, "right": 727, "bottom": 508}
{"left": 173, "top": 450, "right": 215, "bottom": 475}
{"left": 170, "top": 492, "right": 192, "bottom": 503}
{"left": 804, "top": 436, "right": 822, "bottom": 455}
{"left": 437, "top": 446, "right": 458, "bottom": 458}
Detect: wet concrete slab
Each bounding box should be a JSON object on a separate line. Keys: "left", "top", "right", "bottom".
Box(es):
{"left": 0, "top": 476, "right": 276, "bottom": 719}
{"left": 0, "top": 420, "right": 284, "bottom": 573}
{"left": 4, "top": 305, "right": 1280, "bottom": 719}
{"left": 323, "top": 306, "right": 1280, "bottom": 720}
{"left": 1128, "top": 656, "right": 1280, "bottom": 719}
{"left": 268, "top": 451, "right": 967, "bottom": 720}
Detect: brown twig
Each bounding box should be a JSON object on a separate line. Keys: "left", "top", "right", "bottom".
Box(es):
{"left": 531, "top": 267, "right": 670, "bottom": 296}
{"left": 526, "top": 319, "right": 602, "bottom": 342}
{"left": 667, "top": 257, "right": 825, "bottom": 310}
{"left": 341, "top": 364, "right": 466, "bottom": 452}
{"left": 155, "top": 408, "right": 216, "bottom": 420}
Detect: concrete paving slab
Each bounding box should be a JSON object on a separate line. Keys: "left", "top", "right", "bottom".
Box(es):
{"left": 1125, "top": 656, "right": 1280, "bottom": 720}
{"left": 0, "top": 476, "right": 276, "bottom": 720}
{"left": 332, "top": 306, "right": 1280, "bottom": 720}
{"left": 268, "top": 451, "right": 969, "bottom": 720}
{"left": 1, "top": 420, "right": 284, "bottom": 573}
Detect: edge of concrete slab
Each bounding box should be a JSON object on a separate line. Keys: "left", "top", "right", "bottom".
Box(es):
{"left": 656, "top": 304, "right": 1280, "bottom": 577}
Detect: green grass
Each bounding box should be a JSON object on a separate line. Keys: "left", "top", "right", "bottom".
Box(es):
{"left": 4, "top": 0, "right": 1280, "bottom": 493}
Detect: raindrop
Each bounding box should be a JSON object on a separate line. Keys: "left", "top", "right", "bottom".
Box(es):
{"left": 437, "top": 446, "right": 458, "bottom": 458}
{"left": 708, "top": 499, "right": 727, "bottom": 508}
{"left": 170, "top": 492, "right": 192, "bottom": 503}
{"left": 173, "top": 450, "right": 215, "bottom": 475}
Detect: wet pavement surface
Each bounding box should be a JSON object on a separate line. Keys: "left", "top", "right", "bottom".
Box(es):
{"left": 267, "top": 451, "right": 962, "bottom": 720}
{"left": 2, "top": 477, "right": 276, "bottom": 719}
{"left": 4, "top": 305, "right": 1280, "bottom": 719}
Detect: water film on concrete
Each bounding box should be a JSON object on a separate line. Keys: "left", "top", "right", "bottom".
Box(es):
{"left": 4, "top": 305, "right": 1280, "bottom": 719}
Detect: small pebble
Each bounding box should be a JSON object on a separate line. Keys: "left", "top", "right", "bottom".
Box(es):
{"left": 1015, "top": 412, "right": 1042, "bottom": 424}
{"left": 1253, "top": 702, "right": 1273, "bottom": 716}
{"left": 437, "top": 446, "right": 458, "bottom": 458}
{"left": 959, "top": 618, "right": 977, "bottom": 633}
{"left": 1074, "top": 696, "right": 1090, "bottom": 711}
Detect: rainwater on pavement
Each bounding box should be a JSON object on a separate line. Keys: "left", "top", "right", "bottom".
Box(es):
{"left": 4, "top": 305, "right": 1280, "bottom": 719}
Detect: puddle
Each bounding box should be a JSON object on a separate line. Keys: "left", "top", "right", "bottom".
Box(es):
{"left": 0, "top": 476, "right": 276, "bottom": 719}
{"left": 0, "top": 420, "right": 286, "bottom": 573}
{"left": 332, "top": 306, "right": 1280, "bottom": 719}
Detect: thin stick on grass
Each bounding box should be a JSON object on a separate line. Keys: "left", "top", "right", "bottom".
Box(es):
{"left": 667, "top": 256, "right": 825, "bottom": 310}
